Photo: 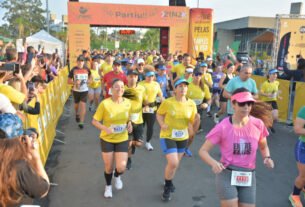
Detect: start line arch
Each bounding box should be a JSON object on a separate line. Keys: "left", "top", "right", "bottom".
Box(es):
{"left": 68, "top": 2, "right": 213, "bottom": 66}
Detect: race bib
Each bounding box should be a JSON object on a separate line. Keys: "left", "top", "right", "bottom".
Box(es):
{"left": 171, "top": 129, "right": 188, "bottom": 139}
{"left": 143, "top": 107, "right": 154, "bottom": 114}
{"left": 156, "top": 96, "right": 161, "bottom": 103}
{"left": 110, "top": 124, "right": 126, "bottom": 134}
{"left": 75, "top": 74, "right": 88, "bottom": 80}
{"left": 130, "top": 113, "right": 140, "bottom": 122}
{"left": 231, "top": 171, "right": 252, "bottom": 187}
{"left": 193, "top": 99, "right": 202, "bottom": 106}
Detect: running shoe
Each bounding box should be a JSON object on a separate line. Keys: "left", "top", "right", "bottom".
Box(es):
{"left": 75, "top": 114, "right": 80, "bottom": 123}
{"left": 114, "top": 176, "right": 123, "bottom": 190}
{"left": 289, "top": 194, "right": 303, "bottom": 207}
{"left": 184, "top": 148, "right": 193, "bottom": 157}
{"left": 213, "top": 113, "right": 219, "bottom": 124}
{"left": 145, "top": 142, "right": 154, "bottom": 151}
{"left": 126, "top": 158, "right": 132, "bottom": 170}
{"left": 161, "top": 186, "right": 172, "bottom": 201}
{"left": 104, "top": 185, "right": 113, "bottom": 198}
{"left": 78, "top": 123, "right": 84, "bottom": 129}
{"left": 163, "top": 183, "right": 176, "bottom": 193}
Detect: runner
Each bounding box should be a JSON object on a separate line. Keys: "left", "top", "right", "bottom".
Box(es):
{"left": 259, "top": 69, "right": 280, "bottom": 133}
{"left": 289, "top": 106, "right": 305, "bottom": 207}
{"left": 156, "top": 78, "right": 197, "bottom": 201}
{"left": 99, "top": 52, "right": 113, "bottom": 77}
{"left": 102, "top": 59, "right": 127, "bottom": 98}
{"left": 125, "top": 69, "right": 147, "bottom": 170}
{"left": 156, "top": 64, "right": 169, "bottom": 99}
{"left": 92, "top": 78, "right": 133, "bottom": 198}
{"left": 213, "top": 63, "right": 235, "bottom": 123}
{"left": 199, "top": 87, "right": 274, "bottom": 207}
{"left": 186, "top": 69, "right": 211, "bottom": 156}
{"left": 199, "top": 62, "right": 213, "bottom": 117}
{"left": 139, "top": 65, "right": 163, "bottom": 151}
{"left": 88, "top": 57, "right": 101, "bottom": 112}
{"left": 68, "top": 55, "right": 92, "bottom": 129}
{"left": 170, "top": 53, "right": 191, "bottom": 86}
{"left": 211, "top": 65, "right": 224, "bottom": 116}
{"left": 135, "top": 58, "right": 146, "bottom": 82}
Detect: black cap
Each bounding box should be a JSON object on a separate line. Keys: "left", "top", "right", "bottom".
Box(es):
{"left": 127, "top": 70, "right": 139, "bottom": 76}
{"left": 77, "top": 55, "right": 85, "bottom": 61}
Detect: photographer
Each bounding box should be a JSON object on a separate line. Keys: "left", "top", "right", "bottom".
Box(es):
{"left": 0, "top": 113, "right": 50, "bottom": 207}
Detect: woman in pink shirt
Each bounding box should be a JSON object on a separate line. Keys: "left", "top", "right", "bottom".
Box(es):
{"left": 199, "top": 87, "right": 274, "bottom": 207}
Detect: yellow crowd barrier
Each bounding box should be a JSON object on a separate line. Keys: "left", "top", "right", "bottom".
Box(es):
{"left": 293, "top": 82, "right": 305, "bottom": 120}
{"left": 24, "top": 67, "right": 71, "bottom": 164}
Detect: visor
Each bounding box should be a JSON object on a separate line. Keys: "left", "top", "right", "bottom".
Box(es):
{"left": 186, "top": 68, "right": 194, "bottom": 73}
{"left": 268, "top": 69, "right": 278, "bottom": 74}
{"left": 145, "top": 71, "right": 155, "bottom": 77}
{"left": 231, "top": 92, "right": 256, "bottom": 103}
{"left": 174, "top": 78, "right": 189, "bottom": 88}
{"left": 200, "top": 63, "right": 208, "bottom": 67}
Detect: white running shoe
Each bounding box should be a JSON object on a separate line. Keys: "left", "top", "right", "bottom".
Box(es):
{"left": 213, "top": 113, "right": 219, "bottom": 124}
{"left": 145, "top": 142, "right": 154, "bottom": 151}
{"left": 114, "top": 176, "right": 123, "bottom": 190}
{"left": 104, "top": 185, "right": 112, "bottom": 198}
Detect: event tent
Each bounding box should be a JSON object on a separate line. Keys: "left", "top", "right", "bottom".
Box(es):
{"left": 26, "top": 30, "right": 65, "bottom": 59}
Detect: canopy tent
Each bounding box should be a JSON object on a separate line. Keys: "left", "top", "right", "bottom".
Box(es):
{"left": 26, "top": 30, "right": 65, "bottom": 60}
{"left": 251, "top": 30, "right": 274, "bottom": 43}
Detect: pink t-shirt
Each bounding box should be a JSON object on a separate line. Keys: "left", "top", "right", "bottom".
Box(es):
{"left": 206, "top": 116, "right": 269, "bottom": 169}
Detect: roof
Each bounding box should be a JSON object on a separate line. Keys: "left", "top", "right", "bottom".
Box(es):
{"left": 215, "top": 16, "right": 276, "bottom": 30}
{"left": 251, "top": 30, "right": 275, "bottom": 43}
{"left": 26, "top": 30, "right": 63, "bottom": 45}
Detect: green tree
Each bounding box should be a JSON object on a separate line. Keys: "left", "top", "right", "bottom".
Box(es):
{"left": 0, "top": 0, "right": 45, "bottom": 38}
{"left": 141, "top": 29, "right": 160, "bottom": 50}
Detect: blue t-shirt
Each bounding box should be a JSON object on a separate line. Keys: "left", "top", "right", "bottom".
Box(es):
{"left": 225, "top": 76, "right": 258, "bottom": 114}
{"left": 156, "top": 74, "right": 168, "bottom": 98}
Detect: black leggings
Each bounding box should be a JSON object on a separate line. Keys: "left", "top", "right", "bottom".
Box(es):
{"left": 142, "top": 112, "right": 156, "bottom": 142}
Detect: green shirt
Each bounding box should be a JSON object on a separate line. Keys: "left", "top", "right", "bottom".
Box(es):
{"left": 298, "top": 106, "right": 305, "bottom": 142}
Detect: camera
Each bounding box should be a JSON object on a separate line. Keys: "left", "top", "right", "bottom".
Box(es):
{"left": 0, "top": 62, "right": 20, "bottom": 74}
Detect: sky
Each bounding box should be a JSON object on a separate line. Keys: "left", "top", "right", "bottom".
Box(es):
{"left": 0, "top": 0, "right": 304, "bottom": 24}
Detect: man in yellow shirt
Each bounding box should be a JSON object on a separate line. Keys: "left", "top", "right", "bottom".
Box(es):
{"left": 99, "top": 53, "right": 113, "bottom": 77}
{"left": 170, "top": 53, "right": 191, "bottom": 88}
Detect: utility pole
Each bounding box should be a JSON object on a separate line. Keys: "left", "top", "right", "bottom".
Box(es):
{"left": 46, "top": 0, "right": 50, "bottom": 33}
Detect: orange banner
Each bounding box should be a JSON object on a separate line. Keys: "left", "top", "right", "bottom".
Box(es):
{"left": 188, "top": 9, "right": 213, "bottom": 60}
{"left": 68, "top": 24, "right": 90, "bottom": 68}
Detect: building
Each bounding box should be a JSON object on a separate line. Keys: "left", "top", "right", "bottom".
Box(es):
{"left": 214, "top": 16, "right": 275, "bottom": 55}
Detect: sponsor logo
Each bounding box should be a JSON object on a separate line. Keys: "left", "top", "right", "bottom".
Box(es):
{"left": 78, "top": 6, "right": 91, "bottom": 20}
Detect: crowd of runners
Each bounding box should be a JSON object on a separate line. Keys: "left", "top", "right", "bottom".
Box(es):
{"left": 66, "top": 48, "right": 305, "bottom": 206}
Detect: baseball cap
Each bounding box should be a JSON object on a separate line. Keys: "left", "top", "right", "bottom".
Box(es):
{"left": 174, "top": 78, "right": 189, "bottom": 88}
{"left": 127, "top": 70, "right": 139, "bottom": 76}
{"left": 200, "top": 62, "right": 208, "bottom": 67}
{"left": 231, "top": 91, "right": 256, "bottom": 103}
{"left": 268, "top": 69, "right": 278, "bottom": 74}
{"left": 113, "top": 59, "right": 121, "bottom": 65}
{"left": 186, "top": 68, "right": 194, "bottom": 73}
{"left": 158, "top": 65, "right": 167, "bottom": 70}
{"left": 0, "top": 113, "right": 23, "bottom": 139}
{"left": 137, "top": 58, "right": 145, "bottom": 64}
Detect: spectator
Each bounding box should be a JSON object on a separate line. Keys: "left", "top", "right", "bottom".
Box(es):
{"left": 282, "top": 58, "right": 305, "bottom": 82}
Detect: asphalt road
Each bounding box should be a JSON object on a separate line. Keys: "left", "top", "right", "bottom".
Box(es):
{"left": 40, "top": 98, "right": 300, "bottom": 207}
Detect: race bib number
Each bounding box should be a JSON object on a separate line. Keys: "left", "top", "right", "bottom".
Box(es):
{"left": 171, "top": 129, "right": 188, "bottom": 139}
{"left": 130, "top": 113, "right": 140, "bottom": 122}
{"left": 156, "top": 96, "right": 161, "bottom": 103}
{"left": 111, "top": 124, "right": 126, "bottom": 134}
{"left": 75, "top": 74, "right": 88, "bottom": 80}
{"left": 143, "top": 107, "right": 154, "bottom": 114}
{"left": 231, "top": 171, "right": 252, "bottom": 187}
{"left": 193, "top": 99, "right": 202, "bottom": 106}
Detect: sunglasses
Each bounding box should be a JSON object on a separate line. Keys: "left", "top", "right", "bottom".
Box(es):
{"left": 194, "top": 73, "right": 202, "bottom": 76}
{"left": 138, "top": 64, "right": 144, "bottom": 66}
{"left": 237, "top": 101, "right": 254, "bottom": 107}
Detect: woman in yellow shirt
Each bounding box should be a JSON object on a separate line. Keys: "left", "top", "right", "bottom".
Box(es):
{"left": 139, "top": 65, "right": 163, "bottom": 151}
{"left": 186, "top": 69, "right": 211, "bottom": 156}
{"left": 259, "top": 69, "right": 280, "bottom": 132}
{"left": 92, "top": 79, "right": 133, "bottom": 199}
{"left": 88, "top": 59, "right": 101, "bottom": 112}
{"left": 199, "top": 62, "right": 213, "bottom": 116}
{"left": 157, "top": 78, "right": 197, "bottom": 202}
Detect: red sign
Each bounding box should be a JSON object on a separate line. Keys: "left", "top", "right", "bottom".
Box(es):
{"left": 119, "top": 30, "right": 135, "bottom": 35}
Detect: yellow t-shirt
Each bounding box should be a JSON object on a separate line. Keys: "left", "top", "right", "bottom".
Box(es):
{"left": 89, "top": 69, "right": 101, "bottom": 89}
{"left": 139, "top": 81, "right": 162, "bottom": 111}
{"left": 125, "top": 84, "right": 147, "bottom": 124}
{"left": 157, "top": 97, "right": 197, "bottom": 141}
{"left": 201, "top": 73, "right": 213, "bottom": 87}
{"left": 187, "top": 82, "right": 211, "bottom": 105}
{"left": 171, "top": 63, "right": 186, "bottom": 77}
{"left": 146, "top": 55, "right": 154, "bottom": 65}
{"left": 93, "top": 98, "right": 132, "bottom": 143}
{"left": 260, "top": 80, "right": 279, "bottom": 102}
{"left": 0, "top": 84, "right": 25, "bottom": 105}
{"left": 100, "top": 62, "right": 113, "bottom": 76}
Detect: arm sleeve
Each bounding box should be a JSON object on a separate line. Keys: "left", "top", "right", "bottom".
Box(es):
{"left": 206, "top": 123, "right": 223, "bottom": 145}
{"left": 157, "top": 100, "right": 167, "bottom": 115}
{"left": 17, "top": 161, "right": 50, "bottom": 199}
{"left": 20, "top": 102, "right": 40, "bottom": 115}
{"left": 251, "top": 80, "right": 258, "bottom": 94}
{"left": 93, "top": 102, "right": 105, "bottom": 121}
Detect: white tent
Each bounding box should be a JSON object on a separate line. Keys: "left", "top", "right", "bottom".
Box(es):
{"left": 26, "top": 30, "right": 65, "bottom": 61}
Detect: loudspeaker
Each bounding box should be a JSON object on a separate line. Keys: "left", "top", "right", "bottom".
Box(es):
{"left": 169, "top": 0, "right": 186, "bottom": 6}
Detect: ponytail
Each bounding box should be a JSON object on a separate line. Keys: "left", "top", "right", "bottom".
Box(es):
{"left": 250, "top": 101, "right": 273, "bottom": 128}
